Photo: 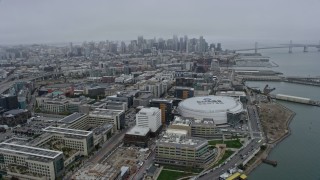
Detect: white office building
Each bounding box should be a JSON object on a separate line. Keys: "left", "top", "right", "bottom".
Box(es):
{"left": 136, "top": 107, "right": 161, "bottom": 133}
{"left": 0, "top": 142, "right": 64, "bottom": 180}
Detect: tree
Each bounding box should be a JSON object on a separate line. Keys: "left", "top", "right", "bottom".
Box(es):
{"left": 260, "top": 145, "right": 267, "bottom": 150}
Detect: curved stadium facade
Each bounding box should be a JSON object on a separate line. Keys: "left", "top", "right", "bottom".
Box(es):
{"left": 177, "top": 95, "right": 244, "bottom": 125}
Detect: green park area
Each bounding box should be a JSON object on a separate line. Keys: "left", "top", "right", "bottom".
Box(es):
{"left": 217, "top": 150, "right": 235, "bottom": 165}
{"left": 163, "top": 165, "right": 203, "bottom": 173}
{"left": 208, "top": 139, "right": 243, "bottom": 148}
{"left": 157, "top": 170, "right": 192, "bottom": 180}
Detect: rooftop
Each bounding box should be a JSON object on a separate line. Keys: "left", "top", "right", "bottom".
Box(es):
{"left": 193, "top": 118, "right": 216, "bottom": 126}
{"left": 138, "top": 93, "right": 153, "bottom": 99}
{"left": 59, "top": 112, "right": 87, "bottom": 124}
{"left": 93, "top": 123, "right": 113, "bottom": 135}
{"left": 157, "top": 135, "right": 207, "bottom": 148}
{"left": 216, "top": 91, "right": 246, "bottom": 97}
{"left": 3, "top": 109, "right": 28, "bottom": 115}
{"left": 175, "top": 86, "right": 194, "bottom": 90}
{"left": 43, "top": 126, "right": 92, "bottom": 136}
{"left": 150, "top": 98, "right": 173, "bottom": 103}
{"left": 166, "top": 129, "right": 188, "bottom": 136}
{"left": 126, "top": 126, "right": 150, "bottom": 136}
{"left": 0, "top": 142, "right": 62, "bottom": 159}
{"left": 178, "top": 95, "right": 243, "bottom": 113}
{"left": 89, "top": 108, "right": 124, "bottom": 117}
{"left": 138, "top": 107, "right": 160, "bottom": 116}
{"left": 171, "top": 116, "right": 193, "bottom": 126}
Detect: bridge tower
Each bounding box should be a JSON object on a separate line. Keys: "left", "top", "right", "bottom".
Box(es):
{"left": 303, "top": 45, "right": 308, "bottom": 52}
{"left": 255, "top": 42, "right": 258, "bottom": 54}
{"left": 289, "top": 40, "right": 293, "bottom": 53}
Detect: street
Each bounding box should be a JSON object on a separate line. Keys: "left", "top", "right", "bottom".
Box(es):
{"left": 198, "top": 139, "right": 262, "bottom": 180}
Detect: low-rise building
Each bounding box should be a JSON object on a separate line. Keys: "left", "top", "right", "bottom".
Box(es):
{"left": 124, "top": 126, "right": 150, "bottom": 147}
{"left": 191, "top": 119, "right": 222, "bottom": 139}
{"left": 174, "top": 86, "right": 194, "bottom": 99}
{"left": 36, "top": 96, "right": 68, "bottom": 114}
{"left": 59, "top": 113, "right": 89, "bottom": 130}
{"left": 39, "top": 126, "right": 94, "bottom": 156}
{"left": 104, "top": 100, "right": 128, "bottom": 111}
{"left": 169, "top": 116, "right": 223, "bottom": 139}
{"left": 85, "top": 86, "right": 105, "bottom": 97}
{"left": 133, "top": 93, "right": 153, "bottom": 108}
{"left": 0, "top": 142, "right": 64, "bottom": 180}
{"left": 68, "top": 97, "right": 95, "bottom": 113}
{"left": 216, "top": 91, "right": 246, "bottom": 103}
{"left": 88, "top": 108, "right": 125, "bottom": 130}
{"left": 155, "top": 135, "right": 216, "bottom": 168}
{"left": 0, "top": 109, "right": 31, "bottom": 127}
{"left": 168, "top": 116, "right": 192, "bottom": 136}
{"left": 92, "top": 123, "right": 113, "bottom": 146}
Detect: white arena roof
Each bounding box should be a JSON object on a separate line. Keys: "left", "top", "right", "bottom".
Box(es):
{"left": 178, "top": 96, "right": 243, "bottom": 124}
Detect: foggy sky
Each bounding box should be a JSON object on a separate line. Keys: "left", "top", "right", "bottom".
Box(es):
{"left": 0, "top": 0, "right": 320, "bottom": 45}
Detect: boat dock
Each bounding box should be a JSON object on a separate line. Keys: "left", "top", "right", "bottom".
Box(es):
{"left": 262, "top": 158, "right": 278, "bottom": 167}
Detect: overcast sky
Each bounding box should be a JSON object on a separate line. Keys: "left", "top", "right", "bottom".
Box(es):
{"left": 0, "top": 0, "right": 320, "bottom": 45}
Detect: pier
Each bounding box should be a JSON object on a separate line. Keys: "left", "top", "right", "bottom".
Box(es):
{"left": 270, "top": 94, "right": 320, "bottom": 107}
{"left": 283, "top": 76, "right": 320, "bottom": 87}
{"left": 262, "top": 158, "right": 278, "bottom": 167}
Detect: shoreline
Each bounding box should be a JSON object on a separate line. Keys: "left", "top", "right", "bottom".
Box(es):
{"left": 245, "top": 102, "right": 296, "bottom": 175}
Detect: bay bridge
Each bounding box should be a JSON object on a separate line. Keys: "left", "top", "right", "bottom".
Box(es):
{"left": 233, "top": 40, "right": 320, "bottom": 53}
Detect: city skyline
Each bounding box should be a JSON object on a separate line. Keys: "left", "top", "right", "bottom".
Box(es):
{"left": 1, "top": 0, "right": 320, "bottom": 45}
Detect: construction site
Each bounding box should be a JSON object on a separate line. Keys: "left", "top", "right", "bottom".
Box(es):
{"left": 73, "top": 146, "right": 152, "bottom": 179}
{"left": 103, "top": 146, "right": 151, "bottom": 176}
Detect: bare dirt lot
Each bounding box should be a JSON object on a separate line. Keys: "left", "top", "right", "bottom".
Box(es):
{"left": 259, "top": 102, "right": 294, "bottom": 144}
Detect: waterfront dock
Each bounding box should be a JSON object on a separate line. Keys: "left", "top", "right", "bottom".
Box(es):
{"left": 262, "top": 159, "right": 278, "bottom": 167}
{"left": 283, "top": 76, "right": 320, "bottom": 87}
{"left": 270, "top": 94, "right": 320, "bottom": 107}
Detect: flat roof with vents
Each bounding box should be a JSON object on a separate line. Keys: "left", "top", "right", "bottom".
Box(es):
{"left": 59, "top": 112, "right": 87, "bottom": 124}
{"left": 126, "top": 126, "right": 150, "bottom": 136}
{"left": 43, "top": 126, "right": 92, "bottom": 137}
{"left": 0, "top": 142, "right": 62, "bottom": 159}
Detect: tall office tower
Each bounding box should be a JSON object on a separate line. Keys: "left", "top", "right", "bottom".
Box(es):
{"left": 217, "top": 43, "right": 222, "bottom": 51}
{"left": 149, "top": 99, "right": 173, "bottom": 125}
{"left": 120, "top": 41, "right": 126, "bottom": 53}
{"left": 158, "top": 38, "right": 165, "bottom": 52}
{"left": 138, "top": 36, "right": 144, "bottom": 50}
{"left": 184, "top": 35, "right": 188, "bottom": 53}
{"left": 179, "top": 37, "right": 184, "bottom": 52}
{"left": 69, "top": 42, "right": 73, "bottom": 54}
{"left": 173, "top": 35, "right": 179, "bottom": 51}
{"left": 167, "top": 39, "right": 174, "bottom": 50}
{"left": 130, "top": 40, "right": 138, "bottom": 52}
{"left": 136, "top": 107, "right": 162, "bottom": 133}
{"left": 199, "top": 36, "right": 205, "bottom": 53}
{"left": 110, "top": 42, "right": 118, "bottom": 54}
{"left": 209, "top": 43, "right": 216, "bottom": 51}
